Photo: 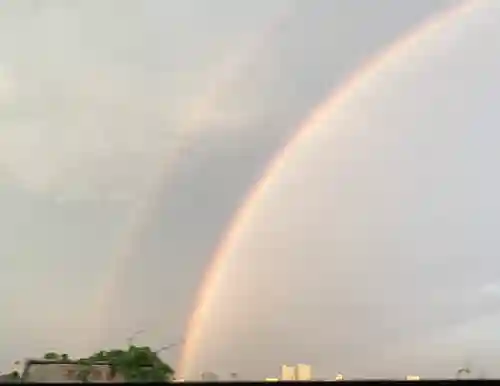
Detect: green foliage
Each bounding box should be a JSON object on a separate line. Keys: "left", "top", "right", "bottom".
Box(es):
{"left": 43, "top": 352, "right": 60, "bottom": 360}
{"left": 84, "top": 345, "right": 174, "bottom": 382}
{"left": 1, "top": 371, "right": 20, "bottom": 382}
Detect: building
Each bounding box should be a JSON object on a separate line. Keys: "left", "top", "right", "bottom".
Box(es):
{"left": 335, "top": 373, "right": 344, "bottom": 381}
{"left": 265, "top": 378, "right": 280, "bottom": 382}
{"left": 21, "top": 359, "right": 126, "bottom": 383}
{"left": 280, "top": 364, "right": 312, "bottom": 381}
{"left": 281, "top": 365, "right": 296, "bottom": 380}
{"left": 296, "top": 364, "right": 312, "bottom": 380}
{"left": 200, "top": 371, "right": 219, "bottom": 381}
{"left": 405, "top": 375, "right": 420, "bottom": 381}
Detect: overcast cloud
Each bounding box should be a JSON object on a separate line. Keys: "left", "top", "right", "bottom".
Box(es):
{"left": 1, "top": 0, "right": 490, "bottom": 381}
{"left": 186, "top": 0, "right": 500, "bottom": 379}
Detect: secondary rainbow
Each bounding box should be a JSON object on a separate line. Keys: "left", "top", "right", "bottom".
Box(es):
{"left": 85, "top": 4, "right": 297, "bottom": 352}
{"left": 178, "top": 0, "right": 480, "bottom": 379}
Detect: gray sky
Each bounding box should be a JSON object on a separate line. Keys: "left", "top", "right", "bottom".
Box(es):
{"left": 1, "top": 0, "right": 496, "bottom": 381}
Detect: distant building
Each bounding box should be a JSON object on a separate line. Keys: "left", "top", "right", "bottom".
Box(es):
{"left": 405, "top": 375, "right": 420, "bottom": 381}
{"left": 296, "top": 364, "right": 312, "bottom": 380}
{"left": 335, "top": 373, "right": 344, "bottom": 381}
{"left": 200, "top": 371, "right": 219, "bottom": 381}
{"left": 265, "top": 377, "right": 280, "bottom": 382}
{"left": 280, "top": 364, "right": 312, "bottom": 381}
{"left": 281, "top": 365, "right": 296, "bottom": 380}
{"left": 21, "top": 359, "right": 126, "bottom": 383}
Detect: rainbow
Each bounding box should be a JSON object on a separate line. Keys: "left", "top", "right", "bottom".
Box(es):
{"left": 85, "top": 3, "right": 297, "bottom": 352}
{"left": 178, "top": 0, "right": 480, "bottom": 378}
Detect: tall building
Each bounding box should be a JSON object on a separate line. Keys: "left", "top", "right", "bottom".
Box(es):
{"left": 281, "top": 365, "right": 296, "bottom": 381}
{"left": 280, "top": 364, "right": 312, "bottom": 381}
{"left": 296, "top": 364, "right": 312, "bottom": 380}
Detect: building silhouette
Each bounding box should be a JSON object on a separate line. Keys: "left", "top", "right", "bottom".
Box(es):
{"left": 21, "top": 359, "right": 126, "bottom": 382}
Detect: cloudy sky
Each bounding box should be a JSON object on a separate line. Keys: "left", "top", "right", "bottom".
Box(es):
{"left": 2, "top": 0, "right": 499, "bottom": 381}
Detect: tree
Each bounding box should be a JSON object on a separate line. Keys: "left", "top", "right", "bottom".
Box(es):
{"left": 0, "top": 371, "right": 20, "bottom": 383}
{"left": 43, "top": 352, "right": 70, "bottom": 362}
{"left": 43, "top": 352, "right": 60, "bottom": 360}
{"left": 81, "top": 345, "right": 174, "bottom": 382}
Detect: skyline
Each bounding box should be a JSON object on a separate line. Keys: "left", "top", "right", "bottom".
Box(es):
{"left": 2, "top": 0, "right": 500, "bottom": 381}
